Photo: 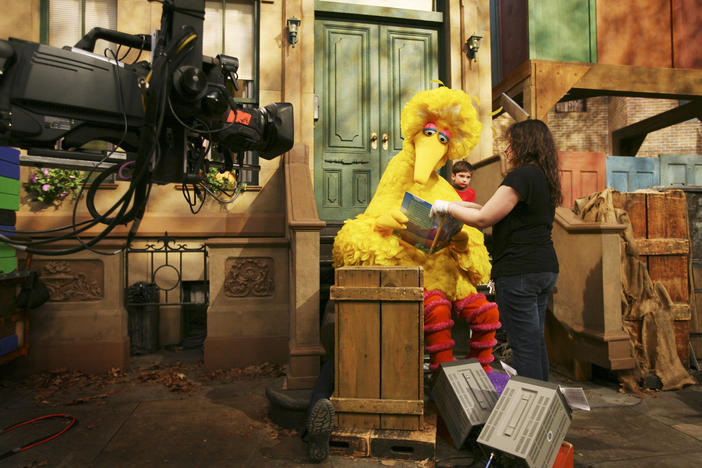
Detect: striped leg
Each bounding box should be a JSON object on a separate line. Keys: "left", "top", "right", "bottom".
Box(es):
{"left": 454, "top": 293, "right": 501, "bottom": 372}
{"left": 424, "top": 289, "right": 455, "bottom": 372}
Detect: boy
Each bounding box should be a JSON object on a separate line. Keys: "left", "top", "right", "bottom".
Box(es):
{"left": 451, "top": 160, "right": 476, "bottom": 202}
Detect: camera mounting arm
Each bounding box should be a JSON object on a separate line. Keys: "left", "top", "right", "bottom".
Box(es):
{"left": 73, "top": 28, "right": 153, "bottom": 54}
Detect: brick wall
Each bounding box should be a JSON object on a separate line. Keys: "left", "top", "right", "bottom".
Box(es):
{"left": 491, "top": 97, "right": 702, "bottom": 157}
{"left": 622, "top": 98, "right": 702, "bottom": 157}
{"left": 548, "top": 97, "right": 610, "bottom": 153}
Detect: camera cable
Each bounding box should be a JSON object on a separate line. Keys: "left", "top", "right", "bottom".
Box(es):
{"left": 0, "top": 413, "right": 77, "bottom": 461}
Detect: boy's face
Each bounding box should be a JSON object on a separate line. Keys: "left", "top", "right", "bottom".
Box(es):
{"left": 452, "top": 171, "right": 472, "bottom": 189}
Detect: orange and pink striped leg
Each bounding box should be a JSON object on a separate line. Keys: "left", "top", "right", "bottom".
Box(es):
{"left": 424, "top": 289, "right": 455, "bottom": 372}
{"left": 454, "top": 293, "right": 501, "bottom": 372}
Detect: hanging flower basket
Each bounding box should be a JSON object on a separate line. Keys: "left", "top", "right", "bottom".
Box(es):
{"left": 204, "top": 167, "right": 247, "bottom": 197}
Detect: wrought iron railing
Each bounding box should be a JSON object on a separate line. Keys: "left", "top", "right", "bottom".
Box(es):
{"left": 124, "top": 233, "right": 208, "bottom": 307}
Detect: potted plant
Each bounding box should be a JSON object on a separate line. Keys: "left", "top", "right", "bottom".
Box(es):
{"left": 26, "top": 168, "right": 85, "bottom": 205}
{"left": 204, "top": 167, "right": 246, "bottom": 198}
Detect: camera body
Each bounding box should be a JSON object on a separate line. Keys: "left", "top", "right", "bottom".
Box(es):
{"left": 0, "top": 0, "right": 293, "bottom": 184}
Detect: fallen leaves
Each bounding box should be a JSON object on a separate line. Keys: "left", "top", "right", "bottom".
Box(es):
{"left": 203, "top": 362, "right": 286, "bottom": 382}
{"left": 21, "top": 361, "right": 286, "bottom": 405}
{"left": 137, "top": 364, "right": 198, "bottom": 393}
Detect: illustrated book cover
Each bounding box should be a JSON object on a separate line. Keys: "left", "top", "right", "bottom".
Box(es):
{"left": 396, "top": 192, "right": 463, "bottom": 253}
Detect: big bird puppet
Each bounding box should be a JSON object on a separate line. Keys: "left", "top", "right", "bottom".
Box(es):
{"left": 332, "top": 84, "right": 501, "bottom": 376}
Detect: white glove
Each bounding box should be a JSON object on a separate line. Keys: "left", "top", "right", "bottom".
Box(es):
{"left": 430, "top": 200, "right": 451, "bottom": 219}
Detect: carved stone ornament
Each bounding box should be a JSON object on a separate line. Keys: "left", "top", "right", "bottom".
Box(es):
{"left": 36, "top": 260, "right": 104, "bottom": 302}
{"left": 224, "top": 257, "right": 274, "bottom": 297}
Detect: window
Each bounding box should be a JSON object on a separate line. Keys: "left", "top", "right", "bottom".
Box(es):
{"left": 204, "top": 0, "right": 256, "bottom": 100}
{"left": 43, "top": 0, "right": 261, "bottom": 186}
{"left": 204, "top": 1, "right": 260, "bottom": 185}
{"left": 47, "top": 0, "right": 117, "bottom": 58}
{"left": 324, "top": 0, "right": 433, "bottom": 10}
{"left": 555, "top": 99, "right": 587, "bottom": 113}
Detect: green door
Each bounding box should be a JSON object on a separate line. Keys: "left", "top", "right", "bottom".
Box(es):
{"left": 314, "top": 19, "right": 438, "bottom": 222}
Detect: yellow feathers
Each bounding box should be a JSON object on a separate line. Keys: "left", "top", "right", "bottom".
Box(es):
{"left": 332, "top": 85, "right": 490, "bottom": 301}
{"left": 401, "top": 86, "right": 482, "bottom": 161}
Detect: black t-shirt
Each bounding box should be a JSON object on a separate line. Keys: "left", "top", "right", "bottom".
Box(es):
{"left": 491, "top": 164, "right": 559, "bottom": 279}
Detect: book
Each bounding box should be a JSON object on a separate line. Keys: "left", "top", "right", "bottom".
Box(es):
{"left": 396, "top": 192, "right": 463, "bottom": 254}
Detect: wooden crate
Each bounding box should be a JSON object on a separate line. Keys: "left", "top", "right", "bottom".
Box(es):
{"left": 329, "top": 406, "right": 437, "bottom": 461}
{"left": 330, "top": 266, "right": 424, "bottom": 431}
{"left": 690, "top": 263, "right": 702, "bottom": 358}
{"left": 612, "top": 190, "right": 692, "bottom": 366}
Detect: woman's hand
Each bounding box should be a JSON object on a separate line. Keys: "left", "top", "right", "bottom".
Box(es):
{"left": 429, "top": 200, "right": 453, "bottom": 219}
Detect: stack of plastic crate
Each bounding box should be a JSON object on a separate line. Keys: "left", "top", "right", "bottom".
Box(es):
{"left": 0, "top": 146, "right": 19, "bottom": 275}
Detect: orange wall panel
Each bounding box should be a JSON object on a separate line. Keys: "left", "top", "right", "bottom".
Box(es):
{"left": 558, "top": 151, "right": 606, "bottom": 209}
{"left": 672, "top": 0, "right": 702, "bottom": 69}
{"left": 596, "top": 0, "right": 673, "bottom": 68}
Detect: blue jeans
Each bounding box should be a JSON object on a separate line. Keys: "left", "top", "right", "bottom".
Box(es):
{"left": 494, "top": 272, "right": 558, "bottom": 381}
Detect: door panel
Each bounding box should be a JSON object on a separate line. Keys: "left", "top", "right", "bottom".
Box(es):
{"left": 660, "top": 154, "right": 702, "bottom": 186}
{"left": 315, "top": 21, "right": 379, "bottom": 221}
{"left": 380, "top": 26, "right": 438, "bottom": 173}
{"left": 315, "top": 19, "right": 438, "bottom": 222}
{"left": 558, "top": 151, "right": 606, "bottom": 209}
{"left": 606, "top": 156, "right": 660, "bottom": 192}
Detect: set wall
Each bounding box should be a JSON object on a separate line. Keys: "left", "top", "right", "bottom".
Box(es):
{"left": 548, "top": 97, "right": 609, "bottom": 153}
{"left": 620, "top": 98, "right": 702, "bottom": 158}
{"left": 491, "top": 97, "right": 702, "bottom": 159}
{"left": 1, "top": 1, "right": 40, "bottom": 42}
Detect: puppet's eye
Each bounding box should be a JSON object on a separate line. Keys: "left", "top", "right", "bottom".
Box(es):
{"left": 423, "top": 123, "right": 437, "bottom": 136}
{"left": 438, "top": 131, "right": 451, "bottom": 144}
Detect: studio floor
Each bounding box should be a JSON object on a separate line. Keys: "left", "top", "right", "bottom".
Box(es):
{"left": 1, "top": 348, "right": 701, "bottom": 468}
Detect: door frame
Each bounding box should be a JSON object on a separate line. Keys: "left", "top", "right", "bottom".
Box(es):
{"left": 313, "top": 1, "right": 447, "bottom": 222}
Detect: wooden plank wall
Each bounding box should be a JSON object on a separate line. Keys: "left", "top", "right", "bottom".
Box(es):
{"left": 612, "top": 191, "right": 691, "bottom": 366}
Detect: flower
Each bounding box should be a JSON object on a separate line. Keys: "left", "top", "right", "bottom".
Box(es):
{"left": 27, "top": 168, "right": 85, "bottom": 205}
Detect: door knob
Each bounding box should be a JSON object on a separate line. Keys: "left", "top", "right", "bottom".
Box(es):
{"left": 370, "top": 132, "right": 378, "bottom": 150}
{"left": 382, "top": 133, "right": 389, "bottom": 150}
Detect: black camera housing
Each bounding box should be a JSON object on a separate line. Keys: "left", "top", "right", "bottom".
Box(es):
{"left": 0, "top": 0, "right": 293, "bottom": 184}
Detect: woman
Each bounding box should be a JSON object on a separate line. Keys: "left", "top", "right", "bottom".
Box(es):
{"left": 430, "top": 119, "right": 562, "bottom": 381}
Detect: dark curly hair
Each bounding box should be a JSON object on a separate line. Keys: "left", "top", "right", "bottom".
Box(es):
{"left": 506, "top": 119, "right": 562, "bottom": 206}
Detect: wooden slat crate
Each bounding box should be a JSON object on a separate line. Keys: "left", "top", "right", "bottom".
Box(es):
{"left": 612, "top": 190, "right": 692, "bottom": 366}
{"left": 330, "top": 266, "right": 424, "bottom": 431}
{"left": 329, "top": 405, "right": 437, "bottom": 461}
{"left": 691, "top": 263, "right": 702, "bottom": 359}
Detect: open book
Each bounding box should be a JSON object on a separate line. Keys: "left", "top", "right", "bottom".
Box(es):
{"left": 396, "top": 192, "right": 463, "bottom": 254}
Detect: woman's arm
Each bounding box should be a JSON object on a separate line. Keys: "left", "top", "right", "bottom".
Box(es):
{"left": 455, "top": 201, "right": 483, "bottom": 210}
{"left": 438, "top": 185, "right": 521, "bottom": 229}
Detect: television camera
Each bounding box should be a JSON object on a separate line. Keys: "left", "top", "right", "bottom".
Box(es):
{"left": 0, "top": 0, "right": 293, "bottom": 255}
